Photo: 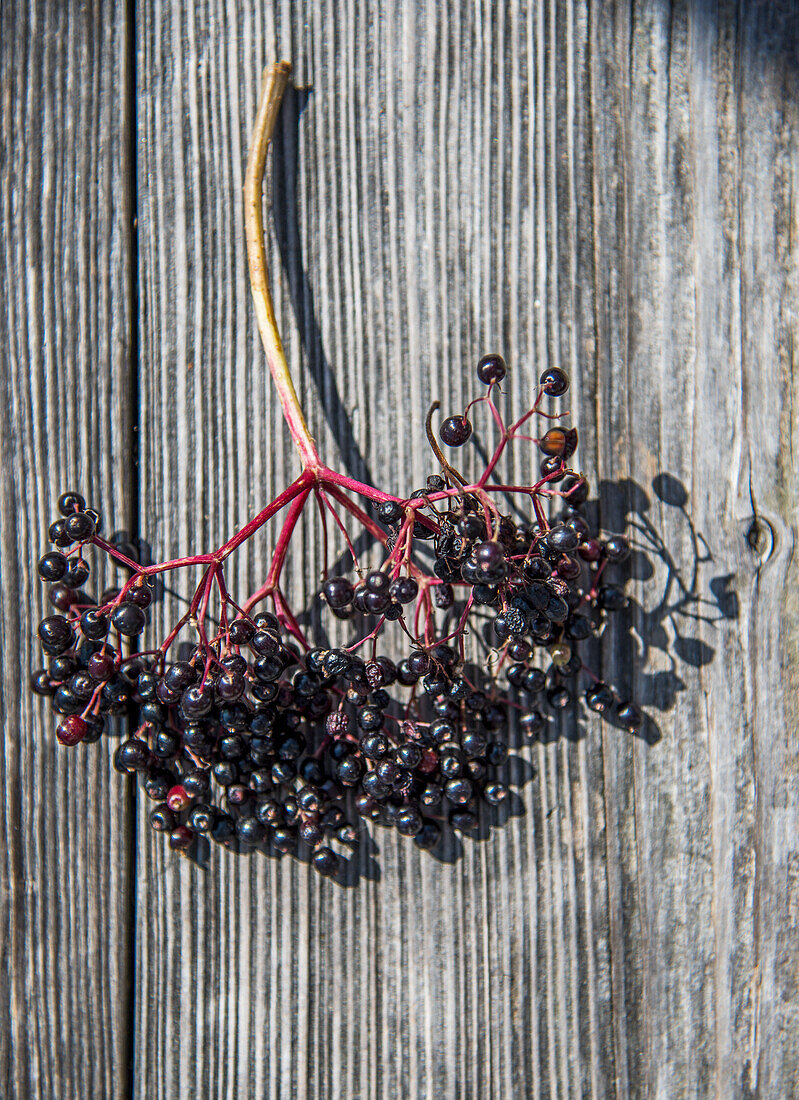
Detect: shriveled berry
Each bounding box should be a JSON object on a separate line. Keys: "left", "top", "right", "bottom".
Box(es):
{"left": 377, "top": 499, "right": 404, "bottom": 525}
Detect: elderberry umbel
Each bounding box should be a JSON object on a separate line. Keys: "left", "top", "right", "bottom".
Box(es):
{"left": 30, "top": 61, "right": 645, "bottom": 876}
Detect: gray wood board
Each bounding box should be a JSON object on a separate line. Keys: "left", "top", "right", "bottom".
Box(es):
{"left": 132, "top": 1, "right": 799, "bottom": 1096}
{"left": 2, "top": 0, "right": 798, "bottom": 1097}
{"left": 0, "top": 2, "right": 135, "bottom": 1098}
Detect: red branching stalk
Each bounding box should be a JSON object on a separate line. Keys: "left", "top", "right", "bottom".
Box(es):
{"left": 79, "top": 61, "right": 580, "bottom": 679}
{"left": 34, "top": 59, "right": 647, "bottom": 867}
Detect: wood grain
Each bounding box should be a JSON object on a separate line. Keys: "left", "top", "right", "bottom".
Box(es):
{"left": 0, "top": 2, "right": 135, "bottom": 1098}
{"left": 132, "top": 1, "right": 799, "bottom": 1097}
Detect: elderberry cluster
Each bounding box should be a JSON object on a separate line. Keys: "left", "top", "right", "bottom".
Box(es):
{"left": 30, "top": 354, "right": 643, "bottom": 876}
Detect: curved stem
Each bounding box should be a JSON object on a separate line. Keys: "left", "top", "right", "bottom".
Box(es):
{"left": 245, "top": 61, "right": 320, "bottom": 470}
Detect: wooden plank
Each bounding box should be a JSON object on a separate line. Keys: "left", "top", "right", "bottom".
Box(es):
{"left": 133, "top": 2, "right": 799, "bottom": 1097}
{"left": 0, "top": 2, "right": 135, "bottom": 1098}
{"left": 590, "top": 1, "right": 799, "bottom": 1094}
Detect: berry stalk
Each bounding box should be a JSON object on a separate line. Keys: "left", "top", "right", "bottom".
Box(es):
{"left": 30, "top": 65, "right": 646, "bottom": 875}
{"left": 244, "top": 61, "right": 320, "bottom": 471}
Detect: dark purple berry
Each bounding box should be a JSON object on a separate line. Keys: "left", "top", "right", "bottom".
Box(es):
{"left": 38, "top": 552, "right": 67, "bottom": 582}
{"left": 64, "top": 511, "right": 96, "bottom": 542}
{"left": 433, "top": 584, "right": 454, "bottom": 610}
{"left": 365, "top": 571, "right": 390, "bottom": 594}
{"left": 484, "top": 781, "right": 508, "bottom": 805}
{"left": 439, "top": 416, "right": 472, "bottom": 447}
{"left": 312, "top": 847, "right": 340, "bottom": 876}
{"left": 390, "top": 576, "right": 418, "bottom": 604}
{"left": 150, "top": 805, "right": 176, "bottom": 832}
{"left": 181, "top": 683, "right": 214, "bottom": 718}
{"left": 604, "top": 535, "right": 631, "bottom": 563}
{"left": 111, "top": 602, "right": 146, "bottom": 637}
{"left": 444, "top": 777, "right": 473, "bottom": 804}
{"left": 38, "top": 615, "right": 74, "bottom": 654}
{"left": 322, "top": 576, "right": 354, "bottom": 610}
{"left": 477, "top": 353, "right": 506, "bottom": 385}
{"left": 520, "top": 710, "right": 544, "bottom": 737}
{"left": 237, "top": 817, "right": 266, "bottom": 847}
{"left": 539, "top": 367, "right": 570, "bottom": 396}
{"left": 114, "top": 737, "right": 150, "bottom": 772}
{"left": 62, "top": 558, "right": 90, "bottom": 587}
{"left": 168, "top": 826, "right": 195, "bottom": 851}
{"left": 585, "top": 682, "right": 614, "bottom": 713}
{"left": 616, "top": 701, "right": 643, "bottom": 731}
{"left": 58, "top": 491, "right": 86, "bottom": 516}
{"left": 30, "top": 670, "right": 55, "bottom": 696}
{"left": 547, "top": 686, "right": 571, "bottom": 709}
{"left": 545, "top": 524, "right": 579, "bottom": 553}
{"left": 56, "top": 715, "right": 88, "bottom": 746}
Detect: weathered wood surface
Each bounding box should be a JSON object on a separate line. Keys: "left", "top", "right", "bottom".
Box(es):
{"left": 0, "top": 2, "right": 135, "bottom": 1098}
{"left": 2, "top": 1, "right": 798, "bottom": 1097}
